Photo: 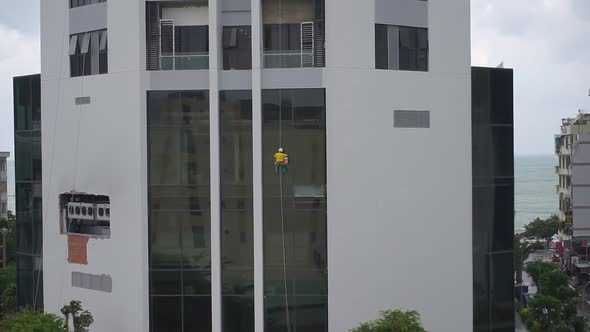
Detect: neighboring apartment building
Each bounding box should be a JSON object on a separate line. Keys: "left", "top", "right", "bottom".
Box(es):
{"left": 23, "top": 0, "right": 511, "bottom": 331}
{"left": 0, "top": 152, "right": 8, "bottom": 222}
{"left": 556, "top": 114, "right": 590, "bottom": 251}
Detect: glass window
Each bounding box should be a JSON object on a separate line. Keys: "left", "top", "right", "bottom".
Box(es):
{"left": 375, "top": 24, "right": 428, "bottom": 72}
{"left": 70, "top": 29, "right": 108, "bottom": 77}
{"left": 148, "top": 90, "right": 211, "bottom": 331}
{"left": 223, "top": 26, "right": 252, "bottom": 70}
{"left": 152, "top": 296, "right": 182, "bottom": 332}
{"left": 375, "top": 24, "right": 388, "bottom": 70}
{"left": 262, "top": 89, "right": 327, "bottom": 332}
{"left": 13, "top": 75, "right": 43, "bottom": 309}
{"left": 70, "top": 0, "right": 107, "bottom": 8}
{"left": 220, "top": 90, "right": 254, "bottom": 332}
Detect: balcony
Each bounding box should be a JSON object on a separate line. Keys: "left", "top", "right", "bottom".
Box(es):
{"left": 146, "top": 1, "right": 209, "bottom": 71}
{"left": 263, "top": 50, "right": 314, "bottom": 68}
{"left": 557, "top": 185, "right": 572, "bottom": 195}
{"left": 558, "top": 145, "right": 572, "bottom": 156}
{"left": 556, "top": 166, "right": 572, "bottom": 176}
{"left": 160, "top": 52, "right": 209, "bottom": 71}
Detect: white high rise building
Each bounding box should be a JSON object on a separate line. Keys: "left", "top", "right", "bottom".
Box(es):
{"left": 38, "top": 1, "right": 474, "bottom": 331}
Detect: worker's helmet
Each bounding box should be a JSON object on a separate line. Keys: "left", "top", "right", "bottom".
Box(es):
{"left": 278, "top": 148, "right": 284, "bottom": 153}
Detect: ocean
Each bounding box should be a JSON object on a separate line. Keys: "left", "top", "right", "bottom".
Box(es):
{"left": 514, "top": 155, "right": 557, "bottom": 232}
{"left": 6, "top": 155, "right": 557, "bottom": 230}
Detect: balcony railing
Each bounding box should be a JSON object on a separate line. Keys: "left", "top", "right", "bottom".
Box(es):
{"left": 263, "top": 50, "right": 314, "bottom": 69}
{"left": 160, "top": 52, "right": 209, "bottom": 71}
{"left": 555, "top": 166, "right": 560, "bottom": 174}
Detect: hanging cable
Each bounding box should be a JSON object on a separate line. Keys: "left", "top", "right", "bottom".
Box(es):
{"left": 279, "top": 166, "right": 291, "bottom": 332}
{"left": 277, "top": 87, "right": 292, "bottom": 331}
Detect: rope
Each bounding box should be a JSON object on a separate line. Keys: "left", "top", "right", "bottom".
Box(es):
{"left": 277, "top": 86, "right": 291, "bottom": 330}
{"left": 279, "top": 170, "right": 291, "bottom": 332}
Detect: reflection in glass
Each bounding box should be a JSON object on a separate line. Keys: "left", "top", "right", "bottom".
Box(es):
{"left": 14, "top": 74, "right": 43, "bottom": 309}
{"left": 223, "top": 26, "right": 252, "bottom": 70}
{"left": 220, "top": 90, "right": 254, "bottom": 332}
{"left": 262, "top": 89, "right": 327, "bottom": 332}
{"left": 148, "top": 90, "right": 211, "bottom": 331}
{"left": 472, "top": 68, "right": 515, "bottom": 331}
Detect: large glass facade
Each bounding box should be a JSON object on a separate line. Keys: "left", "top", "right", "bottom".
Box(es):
{"left": 148, "top": 91, "right": 211, "bottom": 332}
{"left": 262, "top": 89, "right": 327, "bottom": 332}
{"left": 13, "top": 74, "right": 43, "bottom": 309}
{"left": 220, "top": 91, "right": 254, "bottom": 332}
{"left": 472, "top": 67, "right": 515, "bottom": 332}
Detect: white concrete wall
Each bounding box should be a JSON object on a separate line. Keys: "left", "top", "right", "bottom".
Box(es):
{"left": 41, "top": 1, "right": 149, "bottom": 332}
{"left": 573, "top": 165, "right": 590, "bottom": 185}
{"left": 574, "top": 140, "right": 590, "bottom": 164}
{"left": 162, "top": 5, "right": 209, "bottom": 26}
{"left": 324, "top": 0, "right": 472, "bottom": 331}
{"left": 572, "top": 136, "right": 590, "bottom": 237}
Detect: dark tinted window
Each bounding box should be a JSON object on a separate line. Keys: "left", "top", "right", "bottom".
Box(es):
{"left": 175, "top": 26, "right": 209, "bottom": 53}
{"left": 375, "top": 24, "right": 388, "bottom": 70}
{"left": 375, "top": 24, "right": 428, "bottom": 72}
{"left": 471, "top": 67, "right": 514, "bottom": 331}
{"left": 70, "top": 29, "right": 108, "bottom": 77}
{"left": 223, "top": 26, "right": 252, "bottom": 70}
{"left": 220, "top": 90, "right": 254, "bottom": 332}
{"left": 13, "top": 75, "right": 43, "bottom": 309}
{"left": 262, "top": 89, "right": 327, "bottom": 332}
{"left": 70, "top": 0, "right": 107, "bottom": 8}
{"left": 148, "top": 90, "right": 211, "bottom": 331}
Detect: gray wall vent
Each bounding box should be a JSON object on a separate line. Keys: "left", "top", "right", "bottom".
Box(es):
{"left": 72, "top": 272, "right": 112, "bottom": 293}
{"left": 394, "top": 110, "right": 430, "bottom": 128}
{"left": 75, "top": 97, "right": 91, "bottom": 105}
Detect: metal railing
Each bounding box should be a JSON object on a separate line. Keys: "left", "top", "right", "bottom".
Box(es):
{"left": 263, "top": 50, "right": 314, "bottom": 69}
{"left": 160, "top": 52, "right": 209, "bottom": 70}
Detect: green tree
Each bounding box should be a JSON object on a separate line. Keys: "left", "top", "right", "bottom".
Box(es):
{"left": 1, "top": 282, "right": 17, "bottom": 314}
{"left": 0, "top": 309, "right": 64, "bottom": 332}
{"left": 539, "top": 270, "right": 577, "bottom": 301}
{"left": 526, "top": 294, "right": 580, "bottom": 332}
{"left": 0, "top": 210, "right": 17, "bottom": 264}
{"left": 61, "top": 300, "right": 93, "bottom": 332}
{"left": 525, "top": 261, "right": 559, "bottom": 292}
{"left": 350, "top": 309, "right": 426, "bottom": 332}
{"left": 524, "top": 215, "right": 561, "bottom": 247}
{"left": 514, "top": 233, "right": 544, "bottom": 284}
{"left": 0, "top": 264, "right": 16, "bottom": 317}
{"left": 520, "top": 261, "right": 585, "bottom": 332}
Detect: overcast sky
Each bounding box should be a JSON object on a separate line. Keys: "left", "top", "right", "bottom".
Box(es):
{"left": 0, "top": 0, "right": 589, "bottom": 157}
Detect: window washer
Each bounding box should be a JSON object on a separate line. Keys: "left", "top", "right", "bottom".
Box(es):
{"left": 274, "top": 148, "right": 289, "bottom": 174}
